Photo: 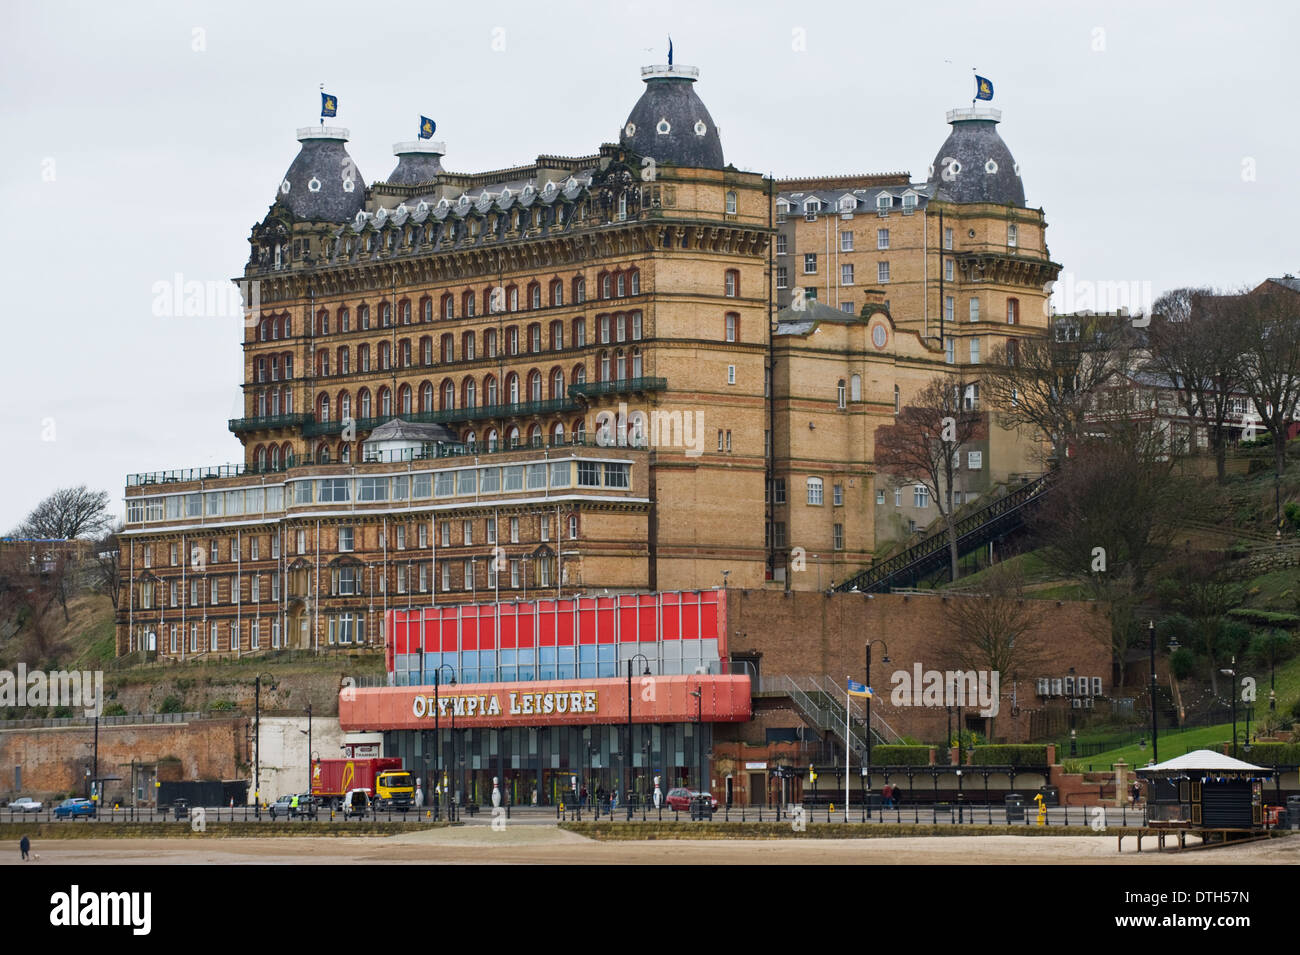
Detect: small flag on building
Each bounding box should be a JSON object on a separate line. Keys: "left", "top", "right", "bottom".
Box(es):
{"left": 974, "top": 75, "right": 994, "bottom": 101}
{"left": 321, "top": 92, "right": 338, "bottom": 117}
{"left": 848, "top": 679, "right": 873, "bottom": 698}
{"left": 419, "top": 116, "right": 436, "bottom": 139}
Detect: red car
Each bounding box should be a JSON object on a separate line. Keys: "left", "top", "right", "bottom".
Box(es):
{"left": 664, "top": 788, "right": 719, "bottom": 812}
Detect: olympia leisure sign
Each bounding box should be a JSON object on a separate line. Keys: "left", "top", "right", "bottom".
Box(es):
{"left": 411, "top": 689, "right": 600, "bottom": 719}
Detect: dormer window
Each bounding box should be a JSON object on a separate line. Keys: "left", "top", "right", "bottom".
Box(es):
{"left": 804, "top": 200, "right": 821, "bottom": 221}
{"left": 902, "top": 193, "right": 918, "bottom": 214}
{"left": 838, "top": 195, "right": 855, "bottom": 214}
{"left": 876, "top": 194, "right": 891, "bottom": 216}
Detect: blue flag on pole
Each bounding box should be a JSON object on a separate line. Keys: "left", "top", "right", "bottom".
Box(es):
{"left": 321, "top": 92, "right": 338, "bottom": 117}
{"left": 974, "top": 75, "right": 994, "bottom": 101}
{"left": 848, "top": 679, "right": 873, "bottom": 698}
{"left": 419, "top": 116, "right": 436, "bottom": 139}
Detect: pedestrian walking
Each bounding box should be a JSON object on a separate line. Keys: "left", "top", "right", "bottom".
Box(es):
{"left": 1130, "top": 780, "right": 1141, "bottom": 806}
{"left": 20, "top": 835, "right": 30, "bottom": 861}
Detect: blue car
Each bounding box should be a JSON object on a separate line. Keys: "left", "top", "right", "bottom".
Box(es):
{"left": 54, "top": 798, "right": 96, "bottom": 819}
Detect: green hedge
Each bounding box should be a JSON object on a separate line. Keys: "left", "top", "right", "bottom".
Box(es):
{"left": 970, "top": 745, "right": 1049, "bottom": 767}
{"left": 1227, "top": 609, "right": 1300, "bottom": 627}
{"left": 1241, "top": 742, "right": 1300, "bottom": 766}
{"left": 870, "top": 746, "right": 932, "bottom": 766}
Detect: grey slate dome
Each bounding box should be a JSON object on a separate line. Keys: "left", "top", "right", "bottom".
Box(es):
{"left": 275, "top": 127, "right": 366, "bottom": 222}
{"left": 385, "top": 140, "right": 446, "bottom": 185}
{"left": 619, "top": 65, "right": 724, "bottom": 169}
{"left": 925, "top": 108, "right": 1025, "bottom": 207}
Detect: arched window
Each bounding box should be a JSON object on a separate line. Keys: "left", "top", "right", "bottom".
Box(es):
{"left": 484, "top": 328, "right": 498, "bottom": 357}
{"left": 529, "top": 323, "right": 542, "bottom": 353}
{"left": 616, "top": 272, "right": 626, "bottom": 297}
{"left": 316, "top": 442, "right": 330, "bottom": 464}
{"left": 440, "top": 334, "right": 455, "bottom": 363}
{"left": 399, "top": 339, "right": 411, "bottom": 367}
{"left": 485, "top": 375, "right": 499, "bottom": 406}
{"left": 573, "top": 364, "right": 586, "bottom": 386}
{"left": 317, "top": 309, "right": 330, "bottom": 336}
{"left": 281, "top": 315, "right": 291, "bottom": 337}
{"left": 850, "top": 374, "right": 862, "bottom": 402}
{"left": 441, "top": 293, "right": 454, "bottom": 320}
{"left": 283, "top": 353, "right": 293, "bottom": 379}
{"left": 550, "top": 368, "right": 565, "bottom": 399}
{"left": 725, "top": 312, "right": 739, "bottom": 342}
{"left": 506, "top": 285, "right": 519, "bottom": 312}
{"left": 358, "top": 305, "right": 370, "bottom": 330}
{"left": 629, "top": 269, "right": 640, "bottom": 295}
{"left": 358, "top": 344, "right": 371, "bottom": 372}
{"left": 268, "top": 388, "right": 279, "bottom": 415}
{"left": 572, "top": 317, "right": 586, "bottom": 347}
{"left": 806, "top": 477, "right": 824, "bottom": 505}
{"left": 338, "top": 346, "right": 350, "bottom": 374}
{"left": 316, "top": 350, "right": 330, "bottom": 376}
{"left": 507, "top": 425, "right": 521, "bottom": 448}
{"left": 725, "top": 190, "right": 737, "bottom": 215}
{"left": 422, "top": 298, "right": 432, "bottom": 323}
{"left": 1007, "top": 297, "right": 1020, "bottom": 325}
{"left": 528, "top": 370, "right": 542, "bottom": 402}
{"left": 381, "top": 303, "right": 392, "bottom": 327}
{"left": 616, "top": 350, "right": 627, "bottom": 381}
{"left": 462, "top": 331, "right": 476, "bottom": 361}
{"left": 399, "top": 384, "right": 412, "bottom": 415}
{"left": 573, "top": 418, "right": 586, "bottom": 442}
{"left": 379, "top": 386, "right": 392, "bottom": 417}
{"left": 615, "top": 313, "right": 626, "bottom": 342}
{"left": 401, "top": 301, "right": 411, "bottom": 325}
{"left": 837, "top": 379, "right": 846, "bottom": 409}
{"left": 338, "top": 392, "right": 351, "bottom": 421}
{"left": 528, "top": 424, "right": 542, "bottom": 447}
{"left": 725, "top": 269, "right": 739, "bottom": 297}
{"left": 599, "top": 315, "right": 611, "bottom": 343}
{"left": 464, "top": 430, "right": 477, "bottom": 449}
{"left": 550, "top": 279, "right": 564, "bottom": 307}
{"left": 550, "top": 320, "right": 564, "bottom": 350}
{"left": 378, "top": 341, "right": 391, "bottom": 370}
{"left": 257, "top": 391, "right": 267, "bottom": 417}
{"left": 506, "top": 326, "right": 519, "bottom": 356}
{"left": 269, "top": 444, "right": 280, "bottom": 469}
{"left": 551, "top": 421, "right": 565, "bottom": 444}
{"left": 631, "top": 347, "right": 642, "bottom": 378}
{"left": 462, "top": 290, "right": 476, "bottom": 318}
{"left": 507, "top": 372, "right": 520, "bottom": 404}
{"left": 340, "top": 443, "right": 351, "bottom": 463}
{"left": 572, "top": 276, "right": 586, "bottom": 304}
{"left": 420, "top": 336, "right": 432, "bottom": 365}
{"left": 486, "top": 428, "right": 499, "bottom": 451}
{"left": 599, "top": 351, "right": 610, "bottom": 381}
{"left": 359, "top": 388, "right": 371, "bottom": 418}
{"left": 339, "top": 306, "right": 350, "bottom": 332}
{"left": 420, "top": 381, "right": 434, "bottom": 412}
{"left": 259, "top": 318, "right": 269, "bottom": 342}
{"left": 254, "top": 445, "right": 266, "bottom": 470}
{"left": 601, "top": 273, "right": 612, "bottom": 299}
{"left": 463, "top": 377, "right": 477, "bottom": 408}
{"left": 482, "top": 287, "right": 494, "bottom": 316}
{"left": 318, "top": 393, "right": 331, "bottom": 422}
{"left": 440, "top": 380, "right": 455, "bottom": 411}
{"left": 281, "top": 442, "right": 294, "bottom": 466}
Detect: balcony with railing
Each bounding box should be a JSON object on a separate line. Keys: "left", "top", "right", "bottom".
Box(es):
{"left": 228, "top": 413, "right": 311, "bottom": 435}
{"left": 569, "top": 377, "right": 667, "bottom": 400}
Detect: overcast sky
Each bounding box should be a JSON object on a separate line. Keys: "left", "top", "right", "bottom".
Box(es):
{"left": 2, "top": 0, "right": 1295, "bottom": 532}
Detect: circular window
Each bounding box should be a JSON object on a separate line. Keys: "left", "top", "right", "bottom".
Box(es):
{"left": 871, "top": 324, "right": 888, "bottom": 349}
{"left": 656, "top": 118, "right": 671, "bottom": 135}
{"left": 624, "top": 122, "right": 636, "bottom": 137}
{"left": 694, "top": 120, "right": 707, "bottom": 136}
{"left": 280, "top": 179, "right": 291, "bottom": 194}
{"left": 1013, "top": 162, "right": 1021, "bottom": 176}
{"left": 341, "top": 177, "right": 355, "bottom": 193}
{"left": 307, "top": 177, "right": 321, "bottom": 193}
{"left": 984, "top": 158, "right": 998, "bottom": 174}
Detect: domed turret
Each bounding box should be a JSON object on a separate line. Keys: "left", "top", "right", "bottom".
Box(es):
{"left": 618, "top": 64, "right": 724, "bottom": 170}
{"left": 385, "top": 140, "right": 446, "bottom": 185}
{"left": 274, "top": 127, "right": 366, "bottom": 222}
{"left": 926, "top": 108, "right": 1025, "bottom": 207}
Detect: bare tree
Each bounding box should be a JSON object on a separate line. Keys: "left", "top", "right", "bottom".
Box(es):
{"left": 0, "top": 545, "right": 72, "bottom": 661}
{"left": 1228, "top": 285, "right": 1300, "bottom": 487}
{"left": 1030, "top": 419, "right": 1201, "bottom": 679}
{"left": 93, "top": 523, "right": 123, "bottom": 609}
{"left": 14, "top": 486, "right": 113, "bottom": 541}
{"left": 982, "top": 314, "right": 1136, "bottom": 466}
{"left": 875, "top": 375, "right": 984, "bottom": 582}
{"left": 1146, "top": 288, "right": 1249, "bottom": 482}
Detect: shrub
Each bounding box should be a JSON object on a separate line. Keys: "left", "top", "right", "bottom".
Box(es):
{"left": 871, "top": 746, "right": 931, "bottom": 766}
{"left": 158, "top": 695, "right": 184, "bottom": 714}
{"left": 102, "top": 703, "right": 127, "bottom": 717}
{"left": 1228, "top": 609, "right": 1300, "bottom": 627}
{"left": 209, "top": 700, "right": 236, "bottom": 712}
{"left": 1170, "top": 647, "right": 1197, "bottom": 681}
{"left": 1242, "top": 742, "right": 1300, "bottom": 766}
{"left": 970, "top": 745, "right": 1048, "bottom": 766}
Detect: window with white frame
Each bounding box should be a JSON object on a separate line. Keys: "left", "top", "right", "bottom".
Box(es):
{"left": 727, "top": 365, "right": 736, "bottom": 385}
{"left": 944, "top": 296, "right": 954, "bottom": 323}
{"left": 840, "top": 230, "right": 854, "bottom": 252}
{"left": 945, "top": 337, "right": 955, "bottom": 364}
{"left": 877, "top": 261, "right": 890, "bottom": 283}
{"left": 441, "top": 562, "right": 451, "bottom": 592}
{"left": 776, "top": 266, "right": 788, "bottom": 289}
{"left": 833, "top": 484, "right": 843, "bottom": 507}
{"left": 943, "top": 227, "right": 953, "bottom": 250}
{"left": 338, "top": 526, "right": 354, "bottom": 552}
{"left": 944, "top": 259, "right": 954, "bottom": 281}
{"left": 463, "top": 520, "right": 473, "bottom": 546}
{"left": 510, "top": 516, "right": 520, "bottom": 543}
{"left": 894, "top": 487, "right": 901, "bottom": 507}
{"left": 969, "top": 298, "right": 980, "bottom": 323}
{"left": 877, "top": 228, "right": 889, "bottom": 250}
{"left": 876, "top": 490, "right": 886, "bottom": 505}
{"left": 914, "top": 485, "right": 930, "bottom": 508}
{"left": 970, "top": 337, "right": 981, "bottom": 364}
{"left": 569, "top": 515, "right": 578, "bottom": 539}
{"left": 967, "top": 450, "right": 983, "bottom": 470}
{"left": 807, "top": 477, "right": 824, "bottom": 505}
{"left": 833, "top": 523, "right": 843, "bottom": 550}
{"left": 803, "top": 253, "right": 817, "bottom": 274}
{"left": 876, "top": 194, "right": 891, "bottom": 215}
{"left": 1007, "top": 223, "right": 1018, "bottom": 247}
{"left": 776, "top": 234, "right": 787, "bottom": 255}
{"left": 841, "top": 264, "right": 854, "bottom": 286}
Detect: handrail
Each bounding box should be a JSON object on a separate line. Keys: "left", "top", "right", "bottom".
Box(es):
{"left": 835, "top": 472, "right": 1054, "bottom": 593}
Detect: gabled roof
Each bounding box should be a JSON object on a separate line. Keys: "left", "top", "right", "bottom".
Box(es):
{"left": 1136, "top": 749, "right": 1268, "bottom": 775}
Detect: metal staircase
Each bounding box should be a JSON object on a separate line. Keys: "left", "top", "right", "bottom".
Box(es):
{"left": 768, "top": 675, "right": 903, "bottom": 752}
{"left": 835, "top": 471, "right": 1054, "bottom": 593}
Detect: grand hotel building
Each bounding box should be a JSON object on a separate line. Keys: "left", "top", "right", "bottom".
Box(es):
{"left": 118, "top": 61, "right": 1061, "bottom": 660}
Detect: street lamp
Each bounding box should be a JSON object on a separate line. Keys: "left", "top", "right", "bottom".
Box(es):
{"left": 1147, "top": 621, "right": 1180, "bottom": 765}
{"left": 690, "top": 685, "right": 704, "bottom": 800}
{"left": 626, "top": 654, "right": 651, "bottom": 819}
{"left": 253, "top": 672, "right": 277, "bottom": 818}
{"left": 1068, "top": 666, "right": 1077, "bottom": 757}
{"left": 1220, "top": 657, "right": 1238, "bottom": 759}
{"left": 300, "top": 704, "right": 313, "bottom": 798}
{"left": 433, "top": 664, "right": 456, "bottom": 820}
{"left": 864, "top": 639, "right": 890, "bottom": 818}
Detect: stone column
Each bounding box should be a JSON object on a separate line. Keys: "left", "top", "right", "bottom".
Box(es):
{"left": 1113, "top": 760, "right": 1128, "bottom": 808}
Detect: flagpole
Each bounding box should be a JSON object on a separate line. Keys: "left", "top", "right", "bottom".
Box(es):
{"left": 845, "top": 681, "right": 851, "bottom": 821}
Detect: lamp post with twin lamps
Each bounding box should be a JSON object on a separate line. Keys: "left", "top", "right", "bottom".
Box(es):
{"left": 626, "top": 654, "right": 651, "bottom": 819}
{"left": 1147, "top": 620, "right": 1180, "bottom": 765}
